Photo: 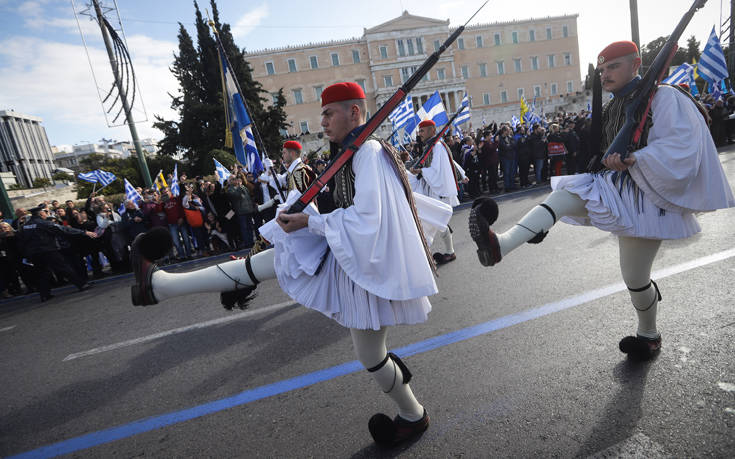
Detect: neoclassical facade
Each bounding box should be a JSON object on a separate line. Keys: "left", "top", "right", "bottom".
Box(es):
{"left": 245, "top": 11, "right": 581, "bottom": 136}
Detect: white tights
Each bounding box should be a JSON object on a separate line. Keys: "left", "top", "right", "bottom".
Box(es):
{"left": 350, "top": 327, "right": 424, "bottom": 421}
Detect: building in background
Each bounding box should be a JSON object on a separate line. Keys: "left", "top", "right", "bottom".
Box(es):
{"left": 53, "top": 138, "right": 158, "bottom": 171}
{"left": 0, "top": 110, "right": 56, "bottom": 188}
{"left": 245, "top": 11, "right": 581, "bottom": 137}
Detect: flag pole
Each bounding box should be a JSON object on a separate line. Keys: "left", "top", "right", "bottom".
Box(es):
{"left": 206, "top": 14, "right": 287, "bottom": 203}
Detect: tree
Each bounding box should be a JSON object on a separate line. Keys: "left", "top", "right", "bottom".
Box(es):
{"left": 640, "top": 36, "right": 688, "bottom": 71}
{"left": 686, "top": 35, "right": 700, "bottom": 63}
{"left": 153, "top": 0, "right": 289, "bottom": 175}
{"left": 584, "top": 63, "right": 596, "bottom": 90}
{"left": 32, "top": 178, "right": 52, "bottom": 188}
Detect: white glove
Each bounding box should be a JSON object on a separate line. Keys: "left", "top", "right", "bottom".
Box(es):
{"left": 257, "top": 198, "right": 275, "bottom": 212}
{"left": 273, "top": 193, "right": 283, "bottom": 203}
{"left": 263, "top": 157, "right": 274, "bottom": 169}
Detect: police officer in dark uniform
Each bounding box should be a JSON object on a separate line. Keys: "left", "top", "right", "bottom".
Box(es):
{"left": 17, "top": 204, "right": 98, "bottom": 301}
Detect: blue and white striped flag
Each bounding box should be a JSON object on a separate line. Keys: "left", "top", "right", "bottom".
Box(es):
{"left": 404, "top": 112, "right": 421, "bottom": 139}
{"left": 454, "top": 93, "right": 471, "bottom": 125}
{"left": 119, "top": 178, "right": 143, "bottom": 213}
{"left": 402, "top": 126, "right": 414, "bottom": 145}
{"left": 389, "top": 121, "right": 400, "bottom": 147}
{"left": 388, "top": 95, "right": 415, "bottom": 130}
{"left": 218, "top": 44, "right": 264, "bottom": 176}
{"left": 663, "top": 62, "right": 694, "bottom": 85}
{"left": 170, "top": 163, "right": 180, "bottom": 197}
{"left": 510, "top": 115, "right": 520, "bottom": 129}
{"left": 416, "top": 91, "right": 449, "bottom": 127}
{"left": 213, "top": 158, "right": 231, "bottom": 186}
{"left": 77, "top": 169, "right": 116, "bottom": 187}
{"left": 698, "top": 27, "right": 729, "bottom": 84}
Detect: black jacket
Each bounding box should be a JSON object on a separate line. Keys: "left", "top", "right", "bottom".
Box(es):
{"left": 529, "top": 132, "right": 547, "bottom": 161}
{"left": 17, "top": 215, "right": 87, "bottom": 256}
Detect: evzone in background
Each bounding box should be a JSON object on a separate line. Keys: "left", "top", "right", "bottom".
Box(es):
{"left": 130, "top": 82, "right": 453, "bottom": 446}
{"left": 469, "top": 40, "right": 735, "bottom": 361}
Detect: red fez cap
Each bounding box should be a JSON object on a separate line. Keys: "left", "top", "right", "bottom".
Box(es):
{"left": 283, "top": 140, "right": 302, "bottom": 151}
{"left": 597, "top": 41, "right": 639, "bottom": 65}
{"left": 678, "top": 82, "right": 690, "bottom": 90}
{"left": 418, "top": 119, "right": 436, "bottom": 128}
{"left": 321, "top": 82, "right": 366, "bottom": 107}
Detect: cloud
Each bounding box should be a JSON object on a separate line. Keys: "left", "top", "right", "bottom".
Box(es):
{"left": 0, "top": 34, "right": 179, "bottom": 144}
{"left": 231, "top": 4, "right": 269, "bottom": 40}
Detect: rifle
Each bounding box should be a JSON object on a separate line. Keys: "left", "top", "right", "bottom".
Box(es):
{"left": 408, "top": 105, "right": 467, "bottom": 169}
{"left": 601, "top": 0, "right": 707, "bottom": 162}
{"left": 286, "top": 1, "right": 488, "bottom": 214}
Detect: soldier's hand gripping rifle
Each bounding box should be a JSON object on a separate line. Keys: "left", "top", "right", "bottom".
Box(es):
{"left": 407, "top": 104, "right": 467, "bottom": 170}
{"left": 600, "top": 0, "right": 707, "bottom": 163}
{"left": 286, "top": 1, "right": 489, "bottom": 214}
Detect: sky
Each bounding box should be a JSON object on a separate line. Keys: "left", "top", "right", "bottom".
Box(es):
{"left": 0, "top": 0, "right": 727, "bottom": 150}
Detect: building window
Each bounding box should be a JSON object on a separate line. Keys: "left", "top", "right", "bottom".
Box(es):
{"left": 461, "top": 65, "right": 469, "bottom": 79}
{"left": 401, "top": 65, "right": 420, "bottom": 82}
{"left": 531, "top": 56, "right": 539, "bottom": 70}
{"left": 300, "top": 121, "right": 309, "bottom": 134}
{"left": 271, "top": 93, "right": 279, "bottom": 104}
{"left": 288, "top": 59, "right": 297, "bottom": 73}
{"left": 529, "top": 29, "right": 536, "bottom": 42}
{"left": 279, "top": 128, "right": 289, "bottom": 137}
{"left": 494, "top": 33, "right": 501, "bottom": 46}
{"left": 483, "top": 93, "right": 490, "bottom": 105}
{"left": 500, "top": 90, "right": 508, "bottom": 103}
{"left": 384, "top": 75, "right": 393, "bottom": 87}
{"left": 265, "top": 61, "right": 275, "bottom": 75}
{"left": 331, "top": 53, "right": 340, "bottom": 66}
{"left": 477, "top": 35, "right": 483, "bottom": 48}
{"left": 497, "top": 61, "right": 505, "bottom": 75}
{"left": 564, "top": 52, "right": 572, "bottom": 66}
{"left": 479, "top": 63, "right": 487, "bottom": 77}
{"left": 437, "top": 68, "right": 445, "bottom": 80}
{"left": 567, "top": 81, "right": 574, "bottom": 93}
{"left": 416, "top": 37, "right": 424, "bottom": 54}
{"left": 309, "top": 56, "right": 318, "bottom": 70}
{"left": 514, "top": 58, "right": 522, "bottom": 73}
{"left": 352, "top": 50, "right": 360, "bottom": 64}
{"left": 397, "top": 39, "right": 406, "bottom": 56}
{"left": 356, "top": 79, "right": 366, "bottom": 92}
{"left": 380, "top": 45, "right": 388, "bottom": 59}
{"left": 533, "top": 85, "right": 541, "bottom": 97}
{"left": 407, "top": 39, "right": 415, "bottom": 55}
{"left": 546, "top": 27, "right": 552, "bottom": 40}
{"left": 314, "top": 85, "right": 323, "bottom": 100}
{"left": 563, "top": 25, "right": 569, "bottom": 38}
{"left": 458, "top": 38, "right": 465, "bottom": 50}
{"left": 292, "top": 89, "right": 303, "bottom": 105}
{"left": 512, "top": 31, "right": 519, "bottom": 44}
{"left": 517, "top": 88, "right": 524, "bottom": 100}
{"left": 548, "top": 54, "right": 556, "bottom": 68}
{"left": 551, "top": 83, "right": 558, "bottom": 96}
{"left": 434, "top": 39, "right": 440, "bottom": 51}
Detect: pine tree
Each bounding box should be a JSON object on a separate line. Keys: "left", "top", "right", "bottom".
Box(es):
{"left": 686, "top": 35, "right": 700, "bottom": 62}
{"left": 153, "top": 0, "right": 289, "bottom": 176}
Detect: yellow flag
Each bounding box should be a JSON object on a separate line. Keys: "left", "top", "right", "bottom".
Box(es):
{"left": 154, "top": 170, "right": 168, "bottom": 191}
{"left": 520, "top": 96, "right": 529, "bottom": 124}
{"left": 691, "top": 57, "right": 699, "bottom": 80}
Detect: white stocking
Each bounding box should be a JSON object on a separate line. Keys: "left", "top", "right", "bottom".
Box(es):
{"left": 497, "top": 189, "right": 587, "bottom": 257}
{"left": 619, "top": 237, "right": 662, "bottom": 339}
{"left": 433, "top": 228, "right": 454, "bottom": 255}
{"left": 151, "top": 249, "right": 276, "bottom": 302}
{"left": 350, "top": 328, "right": 424, "bottom": 421}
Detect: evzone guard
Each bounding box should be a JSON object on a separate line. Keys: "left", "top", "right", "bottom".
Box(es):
{"left": 130, "top": 82, "right": 453, "bottom": 446}
{"left": 469, "top": 40, "right": 734, "bottom": 361}
{"left": 258, "top": 140, "right": 315, "bottom": 210}
{"left": 408, "top": 119, "right": 463, "bottom": 265}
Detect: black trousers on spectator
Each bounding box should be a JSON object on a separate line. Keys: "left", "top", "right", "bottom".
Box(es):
{"left": 30, "top": 251, "right": 86, "bottom": 298}
{"left": 487, "top": 162, "right": 500, "bottom": 191}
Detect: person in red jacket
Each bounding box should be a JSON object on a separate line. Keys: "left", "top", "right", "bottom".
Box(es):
{"left": 162, "top": 188, "right": 192, "bottom": 260}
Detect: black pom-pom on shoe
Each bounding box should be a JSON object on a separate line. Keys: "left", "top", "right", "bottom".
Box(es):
{"left": 368, "top": 413, "right": 396, "bottom": 446}
{"left": 619, "top": 334, "right": 662, "bottom": 361}
{"left": 469, "top": 197, "right": 502, "bottom": 267}
{"left": 135, "top": 227, "right": 173, "bottom": 261}
{"left": 220, "top": 286, "right": 257, "bottom": 310}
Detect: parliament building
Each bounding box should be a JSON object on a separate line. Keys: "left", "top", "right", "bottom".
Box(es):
{"left": 245, "top": 11, "right": 582, "bottom": 136}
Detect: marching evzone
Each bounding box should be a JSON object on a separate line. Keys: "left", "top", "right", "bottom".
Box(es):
{"left": 469, "top": 41, "right": 735, "bottom": 361}
{"left": 257, "top": 140, "right": 315, "bottom": 212}
{"left": 409, "top": 119, "right": 462, "bottom": 265}
{"left": 130, "top": 82, "right": 453, "bottom": 446}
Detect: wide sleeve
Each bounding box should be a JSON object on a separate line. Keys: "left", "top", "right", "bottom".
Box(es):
{"left": 628, "top": 85, "right": 735, "bottom": 212}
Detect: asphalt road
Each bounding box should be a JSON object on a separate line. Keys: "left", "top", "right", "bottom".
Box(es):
{"left": 1, "top": 151, "right": 734, "bottom": 458}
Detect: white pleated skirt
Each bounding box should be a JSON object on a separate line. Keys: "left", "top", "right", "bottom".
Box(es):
{"left": 551, "top": 172, "right": 701, "bottom": 240}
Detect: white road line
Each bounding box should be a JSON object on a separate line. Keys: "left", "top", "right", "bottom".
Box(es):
{"left": 63, "top": 300, "right": 297, "bottom": 362}
{"left": 63, "top": 247, "right": 735, "bottom": 363}
{"left": 0, "top": 325, "right": 17, "bottom": 332}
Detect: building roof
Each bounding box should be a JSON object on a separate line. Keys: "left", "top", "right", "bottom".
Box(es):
{"left": 364, "top": 11, "right": 448, "bottom": 34}
{"left": 0, "top": 110, "right": 43, "bottom": 123}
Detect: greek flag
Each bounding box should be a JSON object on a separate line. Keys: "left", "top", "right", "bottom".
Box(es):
{"left": 170, "top": 163, "right": 180, "bottom": 197}
{"left": 118, "top": 178, "right": 143, "bottom": 213}
{"left": 454, "top": 93, "right": 471, "bottom": 125}
{"left": 218, "top": 44, "right": 264, "bottom": 176}
{"left": 402, "top": 126, "right": 414, "bottom": 145}
{"left": 698, "top": 27, "right": 729, "bottom": 84}
{"left": 663, "top": 62, "right": 694, "bottom": 85}
{"left": 405, "top": 112, "right": 421, "bottom": 139}
{"left": 389, "top": 121, "right": 400, "bottom": 147}
{"left": 388, "top": 95, "right": 415, "bottom": 130}
{"left": 213, "top": 158, "right": 231, "bottom": 185}
{"left": 510, "top": 115, "right": 520, "bottom": 129}
{"left": 416, "top": 91, "right": 449, "bottom": 126}
{"left": 77, "top": 169, "right": 116, "bottom": 187}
